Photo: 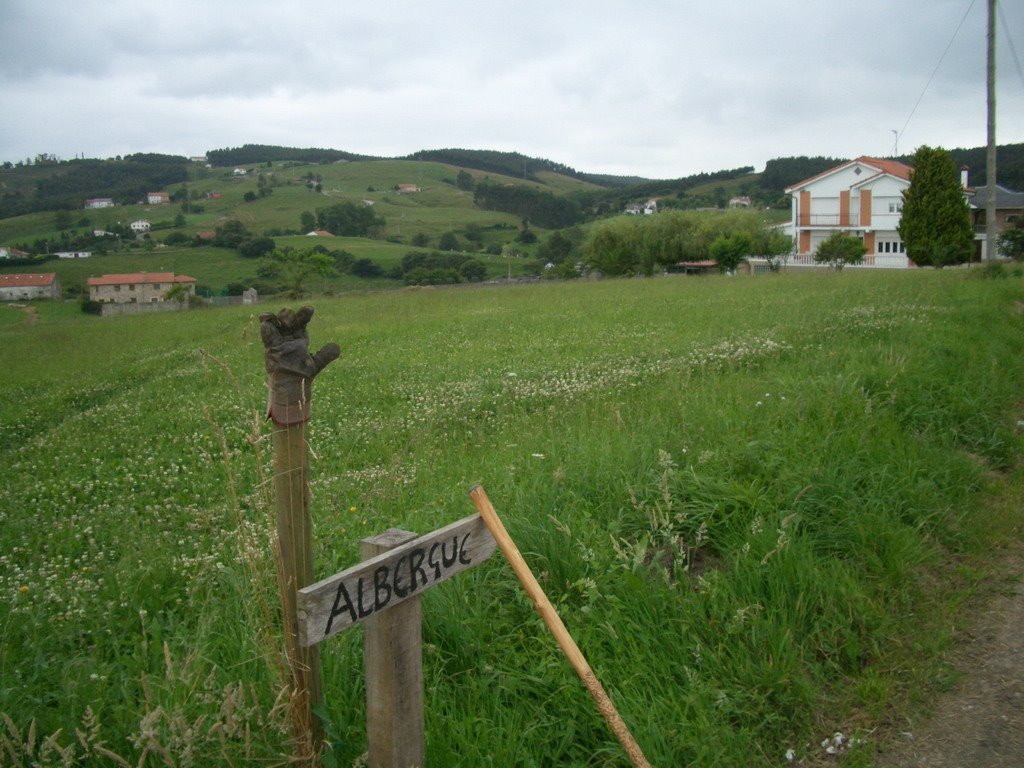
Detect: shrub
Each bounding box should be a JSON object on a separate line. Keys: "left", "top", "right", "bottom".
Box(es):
{"left": 814, "top": 232, "right": 866, "bottom": 270}
{"left": 79, "top": 298, "right": 102, "bottom": 315}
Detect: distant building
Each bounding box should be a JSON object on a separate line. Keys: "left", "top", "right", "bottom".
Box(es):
{"left": 147, "top": 192, "right": 170, "bottom": 205}
{"left": 397, "top": 184, "right": 420, "bottom": 193}
{"left": 305, "top": 230, "right": 334, "bottom": 237}
{"left": 625, "top": 199, "right": 658, "bottom": 215}
{"left": 55, "top": 251, "right": 91, "bottom": 259}
{"left": 0, "top": 273, "right": 61, "bottom": 301}
{"left": 189, "top": 156, "right": 208, "bottom": 163}
{"left": 87, "top": 272, "right": 196, "bottom": 304}
{"left": 0, "top": 246, "right": 30, "bottom": 259}
{"left": 729, "top": 195, "right": 752, "bottom": 208}
{"left": 85, "top": 197, "right": 114, "bottom": 209}
{"left": 130, "top": 219, "right": 151, "bottom": 233}
{"left": 233, "top": 168, "right": 247, "bottom": 176}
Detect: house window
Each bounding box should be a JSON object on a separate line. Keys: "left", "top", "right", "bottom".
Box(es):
{"left": 888, "top": 202, "right": 903, "bottom": 213}
{"left": 114, "top": 285, "right": 120, "bottom": 292}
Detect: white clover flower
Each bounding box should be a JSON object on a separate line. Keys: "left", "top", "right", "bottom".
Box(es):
{"left": 785, "top": 748, "right": 796, "bottom": 762}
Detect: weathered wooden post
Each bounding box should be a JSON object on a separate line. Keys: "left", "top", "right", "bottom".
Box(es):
{"left": 261, "top": 306, "right": 340, "bottom": 763}
{"left": 297, "top": 515, "right": 496, "bottom": 767}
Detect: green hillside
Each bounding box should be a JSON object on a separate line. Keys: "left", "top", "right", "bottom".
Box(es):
{"left": 3, "top": 142, "right": 1022, "bottom": 297}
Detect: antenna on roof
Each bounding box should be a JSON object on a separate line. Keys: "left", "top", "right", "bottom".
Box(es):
{"left": 891, "top": 130, "right": 898, "bottom": 157}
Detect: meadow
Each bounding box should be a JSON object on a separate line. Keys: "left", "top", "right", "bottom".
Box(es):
{"left": 2, "top": 269, "right": 1023, "bottom": 766}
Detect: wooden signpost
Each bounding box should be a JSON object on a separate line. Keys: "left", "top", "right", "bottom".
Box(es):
{"left": 298, "top": 514, "right": 496, "bottom": 767}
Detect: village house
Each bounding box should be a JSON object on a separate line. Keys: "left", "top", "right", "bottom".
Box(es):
{"left": 87, "top": 272, "right": 196, "bottom": 305}
{"left": 625, "top": 199, "right": 658, "bottom": 215}
{"left": 55, "top": 251, "right": 92, "bottom": 259}
{"left": 0, "top": 273, "right": 61, "bottom": 301}
{"left": 84, "top": 197, "right": 114, "bottom": 209}
{"left": 729, "top": 195, "right": 752, "bottom": 208}
{"left": 0, "top": 246, "right": 31, "bottom": 259}
{"left": 967, "top": 179, "right": 1024, "bottom": 260}
{"left": 397, "top": 184, "right": 420, "bottom": 193}
{"left": 147, "top": 192, "right": 170, "bottom": 205}
{"left": 130, "top": 219, "right": 151, "bottom": 234}
{"left": 785, "top": 156, "right": 914, "bottom": 267}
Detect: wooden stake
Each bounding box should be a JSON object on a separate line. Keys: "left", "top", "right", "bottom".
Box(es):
{"left": 273, "top": 419, "right": 324, "bottom": 763}
{"left": 361, "top": 529, "right": 425, "bottom": 768}
{"left": 468, "top": 486, "right": 652, "bottom": 768}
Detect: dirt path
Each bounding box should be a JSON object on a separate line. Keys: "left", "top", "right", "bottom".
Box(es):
{"left": 873, "top": 546, "right": 1024, "bottom": 767}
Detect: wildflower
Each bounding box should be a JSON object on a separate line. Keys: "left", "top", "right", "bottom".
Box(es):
{"left": 18, "top": 585, "right": 29, "bottom": 593}
{"left": 785, "top": 748, "right": 796, "bottom": 762}
{"left": 349, "top": 506, "right": 357, "bottom": 513}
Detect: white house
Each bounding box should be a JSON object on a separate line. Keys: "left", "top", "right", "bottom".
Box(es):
{"left": 785, "top": 156, "right": 913, "bottom": 267}
{"left": 147, "top": 191, "right": 170, "bottom": 205}
{"left": 56, "top": 251, "right": 91, "bottom": 259}
{"left": 625, "top": 199, "right": 658, "bottom": 215}
{"left": 130, "top": 219, "right": 151, "bottom": 234}
{"left": 84, "top": 197, "right": 114, "bottom": 209}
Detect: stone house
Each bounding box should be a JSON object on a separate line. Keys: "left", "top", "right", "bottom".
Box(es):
{"left": 87, "top": 272, "right": 196, "bottom": 304}
{"left": 0, "top": 273, "right": 61, "bottom": 301}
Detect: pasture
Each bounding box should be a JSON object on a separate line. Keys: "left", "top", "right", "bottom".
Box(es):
{"left": 2, "top": 269, "right": 1023, "bottom": 766}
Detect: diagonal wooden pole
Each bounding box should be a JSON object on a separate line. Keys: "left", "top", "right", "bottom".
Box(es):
{"left": 468, "top": 485, "right": 652, "bottom": 768}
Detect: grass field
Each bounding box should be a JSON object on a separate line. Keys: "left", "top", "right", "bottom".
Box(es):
{"left": 2, "top": 269, "right": 1023, "bottom": 766}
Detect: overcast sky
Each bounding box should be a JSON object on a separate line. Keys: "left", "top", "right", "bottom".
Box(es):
{"left": 1, "top": 0, "right": 1021, "bottom": 179}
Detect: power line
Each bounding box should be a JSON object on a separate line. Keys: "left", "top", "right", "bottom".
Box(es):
{"left": 896, "top": 0, "right": 977, "bottom": 151}
{"left": 997, "top": 0, "right": 1024, "bottom": 91}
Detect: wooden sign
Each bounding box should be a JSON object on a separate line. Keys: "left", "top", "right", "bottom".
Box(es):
{"left": 297, "top": 513, "right": 496, "bottom": 647}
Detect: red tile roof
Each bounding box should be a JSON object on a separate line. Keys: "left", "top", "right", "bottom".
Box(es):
{"left": 0, "top": 273, "right": 57, "bottom": 287}
{"left": 855, "top": 156, "right": 913, "bottom": 182}
{"left": 785, "top": 156, "right": 913, "bottom": 192}
{"left": 86, "top": 272, "right": 195, "bottom": 286}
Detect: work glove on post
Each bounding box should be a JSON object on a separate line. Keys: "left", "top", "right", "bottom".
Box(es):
{"left": 260, "top": 306, "right": 340, "bottom": 426}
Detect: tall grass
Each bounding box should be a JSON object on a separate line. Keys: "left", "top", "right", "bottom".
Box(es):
{"left": 1, "top": 269, "right": 1022, "bottom": 766}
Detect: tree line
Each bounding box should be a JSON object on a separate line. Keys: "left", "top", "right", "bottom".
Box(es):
{"left": 473, "top": 180, "right": 582, "bottom": 228}
{"left": 0, "top": 154, "right": 189, "bottom": 218}
{"left": 206, "top": 144, "right": 372, "bottom": 167}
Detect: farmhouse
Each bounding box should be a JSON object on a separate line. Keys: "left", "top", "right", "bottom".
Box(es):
{"left": 397, "top": 184, "right": 420, "bottom": 193}
{"left": 87, "top": 272, "right": 196, "bottom": 304}
{"left": 84, "top": 197, "right": 114, "bottom": 209}
{"left": 0, "top": 273, "right": 61, "bottom": 301}
{"left": 785, "top": 156, "right": 913, "bottom": 267}
{"left": 729, "top": 195, "right": 752, "bottom": 208}
{"left": 130, "top": 219, "right": 151, "bottom": 234}
{"left": 0, "top": 246, "right": 30, "bottom": 259}
{"left": 147, "top": 192, "right": 170, "bottom": 205}
{"left": 55, "top": 251, "right": 92, "bottom": 259}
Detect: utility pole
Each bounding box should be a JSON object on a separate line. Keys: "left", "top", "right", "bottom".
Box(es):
{"left": 985, "top": 0, "right": 997, "bottom": 260}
